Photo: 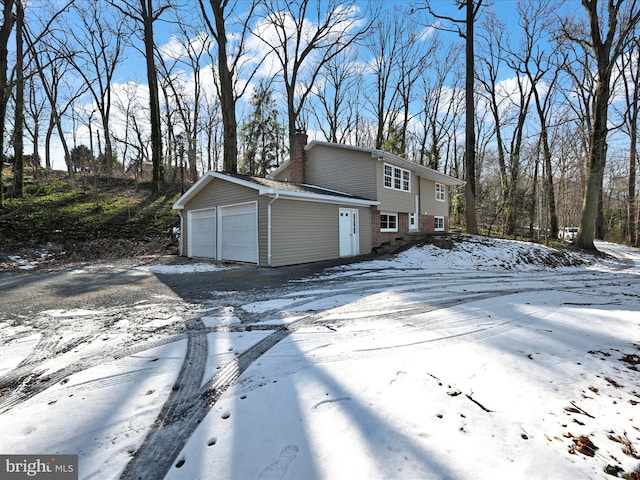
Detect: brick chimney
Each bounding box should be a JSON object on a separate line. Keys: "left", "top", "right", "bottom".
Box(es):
{"left": 290, "top": 130, "right": 307, "bottom": 183}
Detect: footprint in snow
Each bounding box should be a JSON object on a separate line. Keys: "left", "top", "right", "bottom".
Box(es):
{"left": 256, "top": 445, "right": 299, "bottom": 480}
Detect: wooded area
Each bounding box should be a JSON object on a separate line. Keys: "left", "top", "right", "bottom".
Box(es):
{"left": 1, "top": 0, "right": 639, "bottom": 248}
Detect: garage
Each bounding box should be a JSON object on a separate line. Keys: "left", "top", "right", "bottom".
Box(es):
{"left": 219, "top": 202, "right": 258, "bottom": 263}
{"left": 187, "top": 208, "right": 216, "bottom": 258}
{"left": 174, "top": 172, "right": 377, "bottom": 266}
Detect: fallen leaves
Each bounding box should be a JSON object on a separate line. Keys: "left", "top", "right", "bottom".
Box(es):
{"left": 567, "top": 434, "right": 598, "bottom": 457}
{"left": 607, "top": 431, "right": 640, "bottom": 459}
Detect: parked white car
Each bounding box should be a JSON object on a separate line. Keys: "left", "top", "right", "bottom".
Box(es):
{"left": 559, "top": 226, "right": 578, "bottom": 242}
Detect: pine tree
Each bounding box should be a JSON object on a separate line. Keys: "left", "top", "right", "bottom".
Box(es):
{"left": 240, "top": 81, "right": 284, "bottom": 177}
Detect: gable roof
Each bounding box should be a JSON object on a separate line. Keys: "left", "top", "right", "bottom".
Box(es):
{"left": 269, "top": 140, "right": 465, "bottom": 186}
{"left": 173, "top": 171, "right": 380, "bottom": 210}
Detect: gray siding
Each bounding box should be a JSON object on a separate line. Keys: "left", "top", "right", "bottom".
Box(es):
{"left": 272, "top": 164, "right": 291, "bottom": 182}
{"left": 375, "top": 162, "right": 417, "bottom": 213}
{"left": 305, "top": 145, "right": 378, "bottom": 200}
{"left": 270, "top": 200, "right": 339, "bottom": 266}
{"left": 357, "top": 207, "right": 372, "bottom": 254}
{"left": 269, "top": 200, "right": 372, "bottom": 266}
{"left": 420, "top": 177, "right": 449, "bottom": 217}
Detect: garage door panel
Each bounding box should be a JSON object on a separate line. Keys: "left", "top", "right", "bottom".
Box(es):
{"left": 188, "top": 208, "right": 216, "bottom": 258}
{"left": 220, "top": 203, "right": 258, "bottom": 263}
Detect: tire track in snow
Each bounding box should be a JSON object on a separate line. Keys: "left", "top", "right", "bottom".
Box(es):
{"left": 121, "top": 325, "right": 292, "bottom": 480}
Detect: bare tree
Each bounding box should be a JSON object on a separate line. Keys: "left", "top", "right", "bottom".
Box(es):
{"left": 0, "top": 0, "right": 14, "bottom": 206}
{"left": 56, "top": 2, "right": 128, "bottom": 177}
{"left": 425, "top": 0, "right": 484, "bottom": 235}
{"left": 616, "top": 37, "right": 640, "bottom": 245}
{"left": 562, "top": 0, "right": 640, "bottom": 249}
{"left": 198, "top": 0, "right": 262, "bottom": 173}
{"left": 255, "top": 0, "right": 371, "bottom": 153}
{"left": 309, "top": 49, "right": 363, "bottom": 144}
{"left": 26, "top": 26, "right": 87, "bottom": 178}
{"left": 477, "top": 10, "right": 535, "bottom": 236}
{"left": 110, "top": 0, "right": 173, "bottom": 193}
{"left": 417, "top": 44, "right": 464, "bottom": 170}
{"left": 517, "top": 0, "right": 563, "bottom": 240}
{"left": 365, "top": 10, "right": 405, "bottom": 151}
{"left": 13, "top": 0, "right": 24, "bottom": 197}
{"left": 156, "top": 19, "right": 212, "bottom": 181}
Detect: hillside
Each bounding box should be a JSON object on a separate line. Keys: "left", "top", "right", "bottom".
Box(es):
{"left": 0, "top": 170, "right": 182, "bottom": 269}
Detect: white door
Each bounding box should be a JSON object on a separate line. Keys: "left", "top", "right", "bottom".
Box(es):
{"left": 339, "top": 208, "right": 359, "bottom": 257}
{"left": 219, "top": 202, "right": 258, "bottom": 263}
{"left": 188, "top": 208, "right": 216, "bottom": 258}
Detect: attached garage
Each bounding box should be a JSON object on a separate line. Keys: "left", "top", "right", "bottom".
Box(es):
{"left": 173, "top": 172, "right": 378, "bottom": 267}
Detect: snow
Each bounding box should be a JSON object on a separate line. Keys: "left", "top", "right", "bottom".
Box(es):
{"left": 148, "top": 263, "right": 235, "bottom": 274}
{"left": 1, "top": 236, "right": 639, "bottom": 479}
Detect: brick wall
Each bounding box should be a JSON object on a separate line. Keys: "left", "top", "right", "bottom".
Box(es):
{"left": 290, "top": 131, "right": 307, "bottom": 183}
{"left": 370, "top": 209, "right": 410, "bottom": 247}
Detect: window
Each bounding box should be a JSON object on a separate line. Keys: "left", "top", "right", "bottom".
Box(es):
{"left": 435, "top": 183, "right": 445, "bottom": 202}
{"left": 383, "top": 163, "right": 410, "bottom": 192}
{"left": 380, "top": 213, "right": 398, "bottom": 232}
{"left": 434, "top": 216, "right": 445, "bottom": 231}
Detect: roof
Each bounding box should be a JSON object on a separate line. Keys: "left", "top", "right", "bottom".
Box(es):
{"left": 269, "top": 140, "right": 466, "bottom": 186}
{"left": 173, "top": 171, "right": 380, "bottom": 210}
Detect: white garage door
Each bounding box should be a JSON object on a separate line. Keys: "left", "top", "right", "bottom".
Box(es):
{"left": 220, "top": 202, "right": 258, "bottom": 263}
{"left": 188, "top": 208, "right": 216, "bottom": 258}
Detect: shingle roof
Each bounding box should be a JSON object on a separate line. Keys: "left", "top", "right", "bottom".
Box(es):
{"left": 173, "top": 171, "right": 379, "bottom": 210}
{"left": 221, "top": 172, "right": 373, "bottom": 201}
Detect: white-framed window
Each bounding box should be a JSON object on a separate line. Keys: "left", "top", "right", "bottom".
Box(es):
{"left": 380, "top": 213, "right": 398, "bottom": 232}
{"left": 434, "top": 216, "right": 445, "bottom": 231}
{"left": 435, "top": 182, "right": 445, "bottom": 202}
{"left": 383, "top": 163, "right": 410, "bottom": 192}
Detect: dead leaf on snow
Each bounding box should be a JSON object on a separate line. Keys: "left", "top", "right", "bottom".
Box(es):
{"left": 605, "top": 376, "right": 624, "bottom": 388}
{"left": 570, "top": 435, "right": 598, "bottom": 457}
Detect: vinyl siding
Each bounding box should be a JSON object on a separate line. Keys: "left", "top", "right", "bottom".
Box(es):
{"left": 270, "top": 200, "right": 339, "bottom": 266}
{"left": 420, "top": 177, "right": 449, "bottom": 217}
{"left": 272, "top": 164, "right": 291, "bottom": 182}
{"left": 375, "top": 162, "right": 417, "bottom": 212}
{"left": 305, "top": 145, "right": 378, "bottom": 200}
{"left": 269, "top": 200, "right": 372, "bottom": 267}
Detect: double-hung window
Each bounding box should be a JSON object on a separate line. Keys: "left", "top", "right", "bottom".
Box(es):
{"left": 380, "top": 213, "right": 398, "bottom": 232}
{"left": 435, "top": 182, "right": 445, "bottom": 202}
{"left": 383, "top": 163, "right": 410, "bottom": 192}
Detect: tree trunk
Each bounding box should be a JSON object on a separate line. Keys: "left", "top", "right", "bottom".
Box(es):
{"left": 212, "top": 1, "right": 237, "bottom": 173}
{"left": 13, "top": 0, "right": 24, "bottom": 197}
{"left": 0, "top": 0, "right": 14, "bottom": 207}
{"left": 464, "top": 0, "right": 478, "bottom": 234}
{"left": 143, "top": 0, "right": 163, "bottom": 193}
{"left": 629, "top": 121, "right": 638, "bottom": 245}
{"left": 576, "top": 79, "right": 609, "bottom": 249}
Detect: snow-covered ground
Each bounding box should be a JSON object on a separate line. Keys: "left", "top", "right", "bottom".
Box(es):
{"left": 1, "top": 236, "right": 639, "bottom": 479}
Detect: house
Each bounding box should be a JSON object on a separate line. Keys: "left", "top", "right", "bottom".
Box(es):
{"left": 172, "top": 132, "right": 464, "bottom": 266}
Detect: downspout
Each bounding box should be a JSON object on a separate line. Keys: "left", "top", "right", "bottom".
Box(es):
{"left": 267, "top": 194, "right": 279, "bottom": 266}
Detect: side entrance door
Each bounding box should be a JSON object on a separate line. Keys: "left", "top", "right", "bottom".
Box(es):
{"left": 339, "top": 208, "right": 359, "bottom": 257}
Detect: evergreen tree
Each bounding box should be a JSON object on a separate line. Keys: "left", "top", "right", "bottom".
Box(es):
{"left": 240, "top": 81, "right": 284, "bottom": 177}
